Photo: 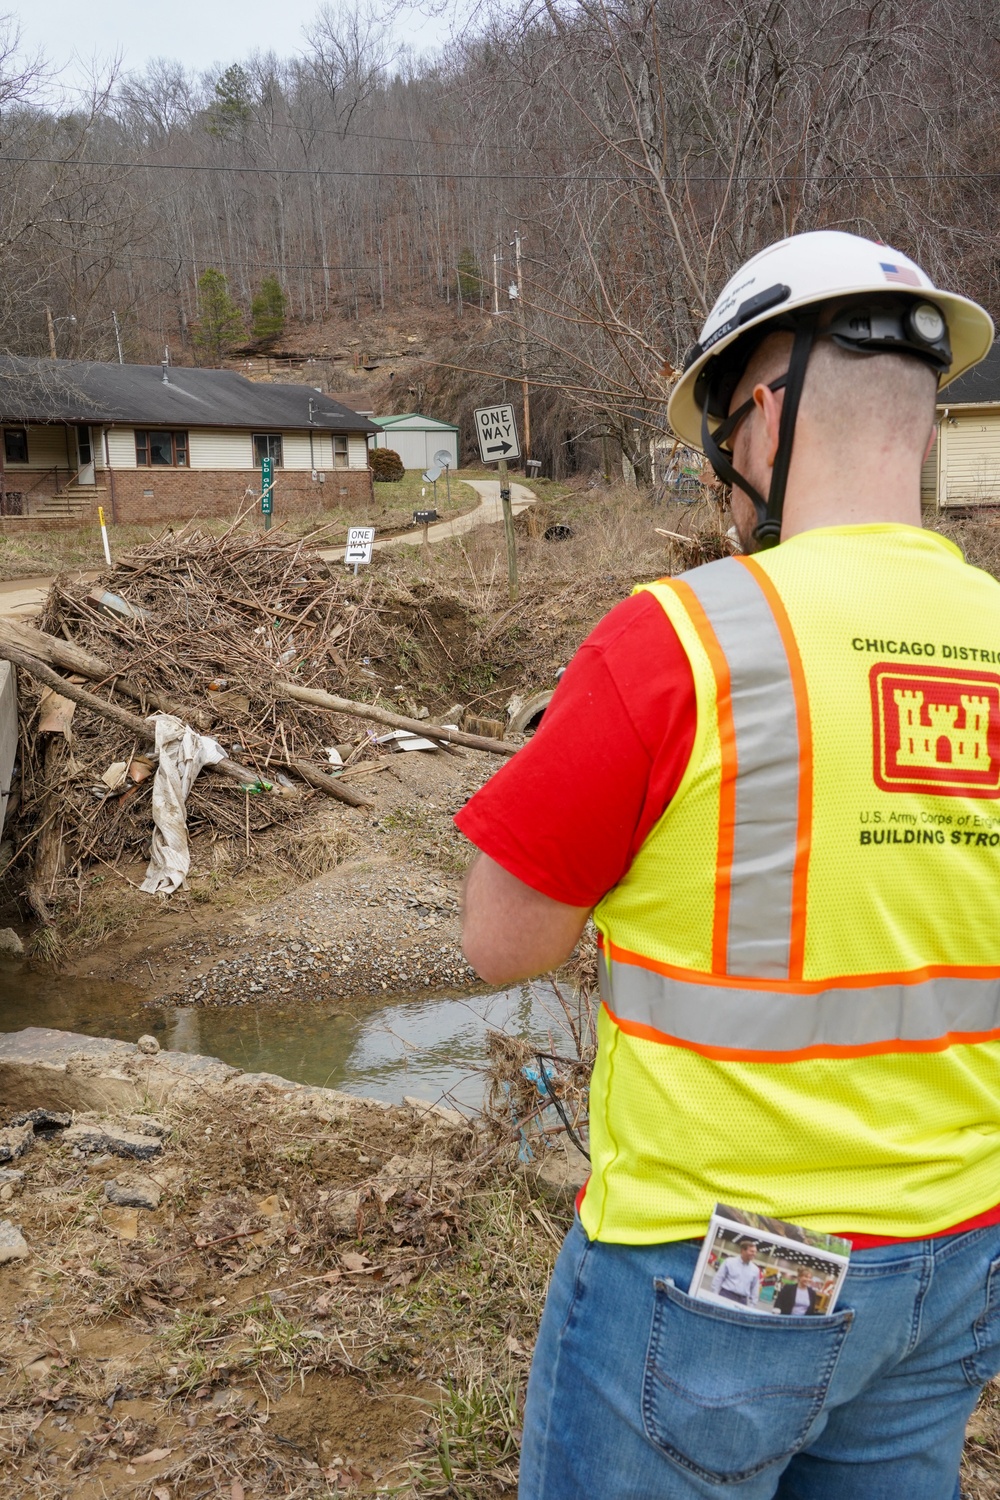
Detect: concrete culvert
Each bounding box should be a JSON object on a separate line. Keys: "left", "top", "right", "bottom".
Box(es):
{"left": 544, "top": 523, "right": 574, "bottom": 542}
{"left": 508, "top": 691, "right": 554, "bottom": 736}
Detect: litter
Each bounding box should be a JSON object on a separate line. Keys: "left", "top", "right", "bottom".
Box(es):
{"left": 139, "top": 716, "right": 227, "bottom": 895}
{"left": 101, "top": 761, "right": 129, "bottom": 790}
{"left": 376, "top": 730, "right": 439, "bottom": 752}
{"left": 87, "top": 588, "right": 148, "bottom": 622}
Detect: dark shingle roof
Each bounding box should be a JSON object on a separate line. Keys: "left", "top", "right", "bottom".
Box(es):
{"left": 0, "top": 358, "right": 380, "bottom": 433}
{"left": 943, "top": 343, "right": 1000, "bottom": 406}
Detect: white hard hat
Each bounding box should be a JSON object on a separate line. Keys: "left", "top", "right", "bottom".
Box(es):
{"left": 668, "top": 230, "right": 994, "bottom": 452}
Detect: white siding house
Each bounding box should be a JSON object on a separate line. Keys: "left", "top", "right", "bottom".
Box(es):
{"left": 927, "top": 344, "right": 1000, "bottom": 510}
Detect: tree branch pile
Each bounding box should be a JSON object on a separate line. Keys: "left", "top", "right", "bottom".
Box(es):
{"left": 5, "top": 519, "right": 492, "bottom": 916}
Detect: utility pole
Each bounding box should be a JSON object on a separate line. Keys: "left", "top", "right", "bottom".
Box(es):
{"left": 45, "top": 307, "right": 57, "bottom": 359}
{"left": 492, "top": 248, "right": 501, "bottom": 316}
{"left": 512, "top": 230, "right": 531, "bottom": 462}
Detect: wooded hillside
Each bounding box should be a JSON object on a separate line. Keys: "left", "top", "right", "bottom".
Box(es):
{"left": 2, "top": 0, "right": 999, "bottom": 471}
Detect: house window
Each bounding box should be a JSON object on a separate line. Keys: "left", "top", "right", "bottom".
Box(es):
{"left": 135, "top": 430, "right": 188, "bottom": 466}
{"left": 3, "top": 428, "right": 27, "bottom": 464}
{"left": 333, "top": 434, "right": 349, "bottom": 469}
{"left": 253, "top": 433, "right": 283, "bottom": 467}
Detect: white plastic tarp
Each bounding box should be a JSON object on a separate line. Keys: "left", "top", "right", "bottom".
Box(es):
{"left": 140, "top": 715, "right": 226, "bottom": 895}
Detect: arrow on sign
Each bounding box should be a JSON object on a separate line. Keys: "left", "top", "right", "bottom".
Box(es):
{"left": 485, "top": 440, "right": 514, "bottom": 456}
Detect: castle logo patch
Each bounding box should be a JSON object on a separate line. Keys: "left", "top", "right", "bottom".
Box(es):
{"left": 870, "top": 662, "right": 1000, "bottom": 796}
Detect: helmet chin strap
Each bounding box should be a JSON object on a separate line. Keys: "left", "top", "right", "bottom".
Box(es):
{"left": 702, "top": 315, "right": 818, "bottom": 550}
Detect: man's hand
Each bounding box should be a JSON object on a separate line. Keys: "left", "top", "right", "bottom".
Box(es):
{"left": 461, "top": 853, "right": 592, "bottom": 986}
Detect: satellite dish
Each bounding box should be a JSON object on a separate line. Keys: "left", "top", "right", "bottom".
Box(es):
{"left": 433, "top": 448, "right": 453, "bottom": 468}
{"left": 423, "top": 466, "right": 442, "bottom": 483}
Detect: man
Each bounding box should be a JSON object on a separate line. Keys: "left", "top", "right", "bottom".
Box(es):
{"left": 712, "top": 1239, "right": 761, "bottom": 1306}
{"left": 457, "top": 230, "right": 1000, "bottom": 1499}
{"left": 775, "top": 1267, "right": 820, "bottom": 1318}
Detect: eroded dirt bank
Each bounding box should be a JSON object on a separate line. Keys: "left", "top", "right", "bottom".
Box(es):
{"left": 0, "top": 1038, "right": 570, "bottom": 1500}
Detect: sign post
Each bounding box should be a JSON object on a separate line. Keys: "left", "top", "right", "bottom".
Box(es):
{"left": 413, "top": 508, "right": 438, "bottom": 560}
{"left": 261, "top": 456, "right": 274, "bottom": 531}
{"left": 344, "top": 526, "right": 375, "bottom": 576}
{"left": 433, "top": 448, "right": 454, "bottom": 509}
{"left": 474, "top": 404, "right": 521, "bottom": 602}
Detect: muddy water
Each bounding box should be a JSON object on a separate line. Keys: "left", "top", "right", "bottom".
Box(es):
{"left": 0, "top": 963, "right": 578, "bottom": 1110}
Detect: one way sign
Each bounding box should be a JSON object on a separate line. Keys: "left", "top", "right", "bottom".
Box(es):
{"left": 474, "top": 403, "right": 521, "bottom": 464}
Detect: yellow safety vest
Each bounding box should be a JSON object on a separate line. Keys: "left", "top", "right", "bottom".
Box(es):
{"left": 584, "top": 524, "right": 1000, "bottom": 1245}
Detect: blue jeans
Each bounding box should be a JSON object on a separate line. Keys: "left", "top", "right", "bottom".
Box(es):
{"left": 520, "top": 1217, "right": 1000, "bottom": 1499}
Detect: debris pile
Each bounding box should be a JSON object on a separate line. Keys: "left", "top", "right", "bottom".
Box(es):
{"left": 3, "top": 520, "right": 510, "bottom": 925}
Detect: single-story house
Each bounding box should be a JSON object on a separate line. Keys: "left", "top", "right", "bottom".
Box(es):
{"left": 369, "top": 413, "right": 459, "bottom": 471}
{"left": 0, "top": 357, "right": 380, "bottom": 524}
{"left": 327, "top": 391, "right": 376, "bottom": 419}
{"left": 924, "top": 343, "right": 1000, "bottom": 510}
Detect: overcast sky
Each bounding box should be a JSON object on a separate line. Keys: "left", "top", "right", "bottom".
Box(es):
{"left": 12, "top": 0, "right": 456, "bottom": 96}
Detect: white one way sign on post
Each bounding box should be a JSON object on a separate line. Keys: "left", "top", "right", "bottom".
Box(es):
{"left": 474, "top": 404, "right": 521, "bottom": 464}
{"left": 344, "top": 526, "right": 375, "bottom": 575}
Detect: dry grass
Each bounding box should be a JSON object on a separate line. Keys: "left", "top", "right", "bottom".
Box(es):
{"left": 0, "top": 1087, "right": 566, "bottom": 1499}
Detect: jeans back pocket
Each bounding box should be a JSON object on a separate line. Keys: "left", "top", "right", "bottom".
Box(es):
{"left": 643, "top": 1278, "right": 853, "bottom": 1485}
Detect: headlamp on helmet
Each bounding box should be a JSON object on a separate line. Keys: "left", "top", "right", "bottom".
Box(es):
{"left": 826, "top": 297, "right": 952, "bottom": 371}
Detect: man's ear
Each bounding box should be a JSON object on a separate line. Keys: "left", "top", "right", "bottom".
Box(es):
{"left": 753, "top": 382, "right": 785, "bottom": 468}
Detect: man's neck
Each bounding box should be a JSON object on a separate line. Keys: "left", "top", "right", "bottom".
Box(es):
{"left": 778, "top": 448, "right": 924, "bottom": 539}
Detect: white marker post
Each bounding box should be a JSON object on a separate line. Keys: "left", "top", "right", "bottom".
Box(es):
{"left": 97, "top": 505, "right": 112, "bottom": 566}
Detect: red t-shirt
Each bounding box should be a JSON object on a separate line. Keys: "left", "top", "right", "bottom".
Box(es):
{"left": 455, "top": 588, "right": 1000, "bottom": 1249}
{"left": 455, "top": 591, "right": 697, "bottom": 905}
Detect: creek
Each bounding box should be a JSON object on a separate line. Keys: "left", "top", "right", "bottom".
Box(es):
{"left": 0, "top": 963, "right": 579, "bottom": 1110}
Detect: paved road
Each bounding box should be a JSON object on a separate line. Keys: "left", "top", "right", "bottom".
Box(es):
{"left": 318, "top": 479, "right": 536, "bottom": 561}
{"left": 0, "top": 481, "right": 537, "bottom": 617}
{"left": 0, "top": 574, "right": 70, "bottom": 619}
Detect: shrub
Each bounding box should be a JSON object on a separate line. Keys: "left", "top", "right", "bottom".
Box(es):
{"left": 369, "top": 447, "right": 405, "bottom": 482}
{"left": 251, "top": 276, "right": 287, "bottom": 345}
{"left": 193, "top": 268, "right": 244, "bottom": 363}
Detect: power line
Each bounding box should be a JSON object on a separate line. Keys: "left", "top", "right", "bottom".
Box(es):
{"left": 1, "top": 151, "right": 995, "bottom": 185}
{"left": 131, "top": 253, "right": 372, "bottom": 272}
{"left": 0, "top": 151, "right": 586, "bottom": 182}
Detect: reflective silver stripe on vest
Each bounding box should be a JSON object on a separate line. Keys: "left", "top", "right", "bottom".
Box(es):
{"left": 683, "top": 558, "right": 801, "bottom": 979}
{"left": 598, "top": 954, "right": 1000, "bottom": 1053}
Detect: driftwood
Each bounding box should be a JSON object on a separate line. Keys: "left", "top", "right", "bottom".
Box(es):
{"left": 275, "top": 681, "right": 517, "bottom": 757}
{"left": 0, "top": 619, "right": 204, "bottom": 726}
{"left": 287, "top": 758, "right": 374, "bottom": 809}
{"left": 25, "top": 736, "right": 67, "bottom": 922}
{"left": 0, "top": 641, "right": 294, "bottom": 797}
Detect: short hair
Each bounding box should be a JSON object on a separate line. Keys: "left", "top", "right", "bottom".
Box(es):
{"left": 738, "top": 330, "right": 937, "bottom": 457}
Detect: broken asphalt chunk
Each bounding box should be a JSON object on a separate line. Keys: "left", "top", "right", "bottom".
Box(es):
{"left": 104, "top": 1176, "right": 162, "bottom": 1210}
{"left": 0, "top": 1124, "right": 33, "bottom": 1163}
{"left": 0, "top": 1219, "right": 28, "bottom": 1262}
{"left": 8, "top": 1108, "right": 72, "bottom": 1131}
{"left": 63, "top": 1123, "right": 164, "bottom": 1160}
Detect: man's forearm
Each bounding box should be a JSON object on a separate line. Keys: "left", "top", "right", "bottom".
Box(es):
{"left": 461, "top": 852, "right": 591, "bottom": 986}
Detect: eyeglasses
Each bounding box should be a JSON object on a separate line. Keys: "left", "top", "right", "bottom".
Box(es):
{"left": 710, "top": 373, "right": 789, "bottom": 456}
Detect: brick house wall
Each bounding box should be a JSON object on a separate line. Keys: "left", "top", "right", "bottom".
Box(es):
{"left": 105, "top": 466, "right": 373, "bottom": 524}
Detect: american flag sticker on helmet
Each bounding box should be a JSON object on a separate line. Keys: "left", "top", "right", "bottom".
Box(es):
{"left": 880, "top": 261, "right": 922, "bottom": 287}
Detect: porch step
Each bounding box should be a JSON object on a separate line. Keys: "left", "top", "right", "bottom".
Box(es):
{"left": 31, "top": 491, "right": 101, "bottom": 518}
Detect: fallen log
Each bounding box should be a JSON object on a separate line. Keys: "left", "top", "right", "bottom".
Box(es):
{"left": 0, "top": 619, "right": 205, "bottom": 726}
{"left": 286, "top": 758, "right": 374, "bottom": 808}
{"left": 275, "top": 681, "right": 516, "bottom": 757}
{"left": 0, "top": 641, "right": 295, "bottom": 797}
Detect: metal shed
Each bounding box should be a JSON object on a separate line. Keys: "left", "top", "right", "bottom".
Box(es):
{"left": 370, "top": 413, "right": 460, "bottom": 471}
